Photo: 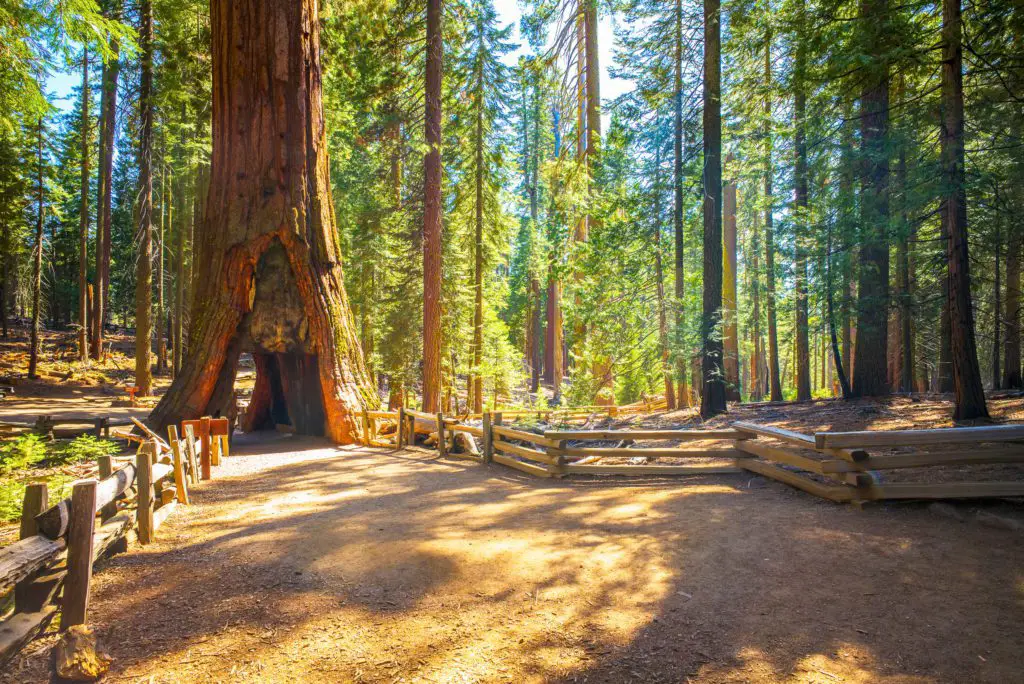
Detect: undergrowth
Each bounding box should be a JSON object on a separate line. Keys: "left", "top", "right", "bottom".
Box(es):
{"left": 0, "top": 435, "right": 121, "bottom": 523}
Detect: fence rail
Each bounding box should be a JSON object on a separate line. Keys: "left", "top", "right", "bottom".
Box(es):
{"left": 0, "top": 414, "right": 230, "bottom": 668}
{"left": 359, "top": 408, "right": 1024, "bottom": 504}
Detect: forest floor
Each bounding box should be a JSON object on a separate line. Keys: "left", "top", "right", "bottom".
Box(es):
{"left": 1, "top": 328, "right": 1023, "bottom": 682}
{"left": 1, "top": 412, "right": 1023, "bottom": 682}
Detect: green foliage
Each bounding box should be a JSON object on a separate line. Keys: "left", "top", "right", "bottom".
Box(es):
{"left": 0, "top": 435, "right": 49, "bottom": 474}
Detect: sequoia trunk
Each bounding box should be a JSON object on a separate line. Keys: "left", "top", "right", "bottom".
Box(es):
{"left": 148, "top": 0, "right": 374, "bottom": 441}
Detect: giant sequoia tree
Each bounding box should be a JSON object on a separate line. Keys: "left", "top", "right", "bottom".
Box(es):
{"left": 148, "top": 0, "right": 375, "bottom": 441}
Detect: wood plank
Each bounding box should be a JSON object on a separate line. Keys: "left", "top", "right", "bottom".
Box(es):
{"left": 735, "top": 441, "right": 826, "bottom": 474}
{"left": 737, "top": 458, "right": 855, "bottom": 502}
{"left": 827, "top": 447, "right": 1024, "bottom": 472}
{"left": 544, "top": 429, "right": 750, "bottom": 441}
{"left": 492, "top": 453, "right": 553, "bottom": 478}
{"left": 0, "top": 536, "right": 65, "bottom": 596}
{"left": 493, "top": 426, "right": 561, "bottom": 449}
{"left": 493, "top": 439, "right": 558, "bottom": 465}
{"left": 816, "top": 424, "right": 1024, "bottom": 449}
{"left": 153, "top": 501, "right": 179, "bottom": 532}
{"left": 0, "top": 605, "right": 57, "bottom": 668}
{"left": 448, "top": 424, "right": 484, "bottom": 437}
{"left": 731, "top": 421, "right": 814, "bottom": 447}
{"left": 167, "top": 426, "right": 190, "bottom": 505}
{"left": 63, "top": 481, "right": 98, "bottom": 627}
{"left": 561, "top": 447, "right": 743, "bottom": 459}
{"left": 860, "top": 481, "right": 1024, "bottom": 501}
{"left": 33, "top": 464, "right": 135, "bottom": 540}
{"left": 130, "top": 417, "right": 172, "bottom": 453}
{"left": 563, "top": 464, "right": 742, "bottom": 476}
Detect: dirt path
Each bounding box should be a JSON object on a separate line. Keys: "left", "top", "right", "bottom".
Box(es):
{"left": 4, "top": 433, "right": 1023, "bottom": 683}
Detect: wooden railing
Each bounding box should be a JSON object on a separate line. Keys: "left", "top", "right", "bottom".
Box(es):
{"left": 0, "top": 415, "right": 229, "bottom": 667}
{"left": 359, "top": 408, "right": 1024, "bottom": 503}
{"left": 731, "top": 421, "right": 1024, "bottom": 502}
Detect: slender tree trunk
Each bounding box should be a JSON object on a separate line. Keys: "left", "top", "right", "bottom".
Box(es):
{"left": 654, "top": 138, "right": 676, "bottom": 408}
{"left": 530, "top": 277, "right": 541, "bottom": 393}
{"left": 156, "top": 162, "right": 169, "bottom": 375}
{"left": 941, "top": 0, "right": 988, "bottom": 419}
{"left": 750, "top": 199, "right": 763, "bottom": 400}
{"left": 546, "top": 109, "right": 564, "bottom": 400}
{"left": 700, "top": 0, "right": 726, "bottom": 417}
{"left": 93, "top": 7, "right": 120, "bottom": 361}
{"left": 1004, "top": 230, "right": 1021, "bottom": 388}
{"left": 827, "top": 213, "right": 853, "bottom": 398}
{"left": 673, "top": 0, "right": 689, "bottom": 407}
{"left": 992, "top": 228, "right": 1001, "bottom": 389}
{"left": 793, "top": 19, "right": 811, "bottom": 402}
{"left": 723, "top": 158, "right": 740, "bottom": 401}
{"left": 763, "top": 29, "right": 783, "bottom": 401}
{"left": 471, "top": 70, "right": 484, "bottom": 414}
{"left": 78, "top": 50, "right": 90, "bottom": 363}
{"left": 134, "top": 0, "right": 154, "bottom": 396}
{"left": 173, "top": 165, "right": 188, "bottom": 376}
{"left": 148, "top": 0, "right": 375, "bottom": 441}
{"left": 422, "top": 0, "right": 443, "bottom": 412}
{"left": 851, "top": 0, "right": 891, "bottom": 397}
{"left": 29, "top": 121, "right": 45, "bottom": 379}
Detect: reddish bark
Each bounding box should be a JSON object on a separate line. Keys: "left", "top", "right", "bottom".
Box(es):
{"left": 148, "top": 0, "right": 374, "bottom": 442}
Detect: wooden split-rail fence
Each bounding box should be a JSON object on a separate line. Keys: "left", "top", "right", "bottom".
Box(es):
{"left": 0, "top": 416, "right": 230, "bottom": 667}
{"left": 357, "top": 409, "right": 1024, "bottom": 503}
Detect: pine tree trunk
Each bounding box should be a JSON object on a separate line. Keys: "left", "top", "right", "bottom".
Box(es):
{"left": 722, "top": 162, "right": 740, "bottom": 401}
{"left": 1003, "top": 231, "right": 1021, "bottom": 388}
{"left": 793, "top": 24, "right": 811, "bottom": 402}
{"left": 92, "top": 22, "right": 119, "bottom": 360}
{"left": 422, "top": 0, "right": 444, "bottom": 412}
{"left": 28, "top": 121, "right": 44, "bottom": 379}
{"left": 148, "top": 0, "right": 375, "bottom": 441}
{"left": 156, "top": 163, "right": 169, "bottom": 375}
{"left": 471, "top": 78, "right": 484, "bottom": 414}
{"left": 941, "top": 0, "right": 988, "bottom": 419}
{"left": 851, "top": 0, "right": 891, "bottom": 398}
{"left": 134, "top": 0, "right": 154, "bottom": 397}
{"left": 78, "top": 51, "right": 90, "bottom": 363}
{"left": 654, "top": 138, "right": 676, "bottom": 408}
{"left": 673, "top": 0, "right": 689, "bottom": 407}
{"left": 700, "top": 0, "right": 726, "bottom": 418}
{"left": 763, "top": 29, "right": 783, "bottom": 402}
{"left": 992, "top": 230, "right": 1001, "bottom": 389}
{"left": 750, "top": 202, "right": 763, "bottom": 401}
{"left": 173, "top": 164, "right": 188, "bottom": 376}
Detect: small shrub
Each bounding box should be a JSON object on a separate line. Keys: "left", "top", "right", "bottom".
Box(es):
{"left": 52, "top": 436, "right": 119, "bottom": 466}
{"left": 0, "top": 435, "right": 49, "bottom": 474}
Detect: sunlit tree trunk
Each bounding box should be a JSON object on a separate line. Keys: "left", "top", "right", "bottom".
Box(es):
{"left": 93, "top": 11, "right": 120, "bottom": 360}
{"left": 793, "top": 14, "right": 811, "bottom": 402}
{"left": 763, "top": 28, "right": 783, "bottom": 402}
{"left": 673, "top": 0, "right": 689, "bottom": 407}
{"left": 422, "top": 0, "right": 444, "bottom": 412}
{"left": 78, "top": 50, "right": 90, "bottom": 363}
{"left": 28, "top": 121, "right": 44, "bottom": 379}
{"left": 134, "top": 0, "right": 154, "bottom": 396}
{"left": 654, "top": 137, "right": 676, "bottom": 408}
{"left": 148, "top": 0, "right": 375, "bottom": 440}
{"left": 723, "top": 160, "right": 740, "bottom": 401}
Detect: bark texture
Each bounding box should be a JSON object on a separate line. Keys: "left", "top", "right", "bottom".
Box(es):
{"left": 1004, "top": 231, "right": 1021, "bottom": 388}
{"left": 941, "top": 0, "right": 987, "bottom": 419}
{"left": 700, "top": 0, "right": 726, "bottom": 417}
{"left": 422, "top": 0, "right": 444, "bottom": 412}
{"left": 148, "top": 0, "right": 374, "bottom": 442}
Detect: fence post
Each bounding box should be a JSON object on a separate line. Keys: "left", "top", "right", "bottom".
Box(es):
{"left": 63, "top": 479, "right": 98, "bottom": 628}
{"left": 362, "top": 410, "right": 371, "bottom": 445}
{"left": 136, "top": 447, "right": 154, "bottom": 544}
{"left": 168, "top": 426, "right": 190, "bottom": 505}
{"left": 436, "top": 413, "right": 447, "bottom": 458}
{"left": 397, "top": 407, "right": 406, "bottom": 448}
{"left": 199, "top": 416, "right": 212, "bottom": 480}
{"left": 483, "top": 412, "right": 493, "bottom": 463}
{"left": 15, "top": 483, "right": 49, "bottom": 612}
{"left": 96, "top": 455, "right": 118, "bottom": 522}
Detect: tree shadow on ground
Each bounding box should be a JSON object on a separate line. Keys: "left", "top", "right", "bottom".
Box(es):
{"left": 3, "top": 436, "right": 1022, "bottom": 683}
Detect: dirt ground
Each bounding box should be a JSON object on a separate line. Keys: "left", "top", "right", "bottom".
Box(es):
{"left": 3, "top": 429, "right": 1023, "bottom": 683}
